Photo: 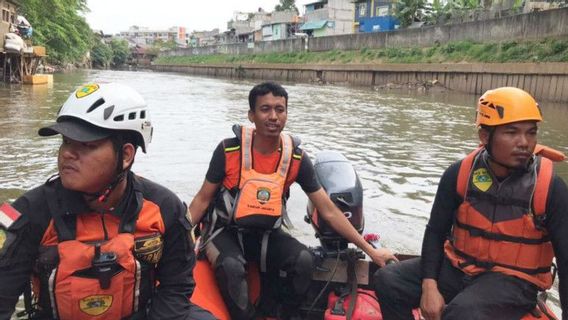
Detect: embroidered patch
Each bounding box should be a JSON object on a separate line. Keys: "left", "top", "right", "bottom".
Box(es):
{"left": 75, "top": 84, "right": 100, "bottom": 98}
{"left": 79, "top": 295, "right": 113, "bottom": 316}
{"left": 0, "top": 203, "right": 21, "bottom": 229}
{"left": 0, "top": 229, "right": 6, "bottom": 251}
{"left": 134, "top": 234, "right": 163, "bottom": 264}
{"left": 473, "top": 168, "right": 493, "bottom": 192}
{"left": 256, "top": 187, "right": 271, "bottom": 204}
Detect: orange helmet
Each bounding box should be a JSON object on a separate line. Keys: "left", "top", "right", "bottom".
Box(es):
{"left": 476, "top": 87, "right": 542, "bottom": 127}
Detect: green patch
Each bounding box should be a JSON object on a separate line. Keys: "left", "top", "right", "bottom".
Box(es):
{"left": 473, "top": 168, "right": 493, "bottom": 192}
{"left": 0, "top": 229, "right": 6, "bottom": 251}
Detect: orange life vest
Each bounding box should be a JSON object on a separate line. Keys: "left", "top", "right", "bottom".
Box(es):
{"left": 445, "top": 147, "right": 555, "bottom": 289}
{"left": 32, "top": 184, "right": 165, "bottom": 319}
{"left": 231, "top": 126, "right": 294, "bottom": 230}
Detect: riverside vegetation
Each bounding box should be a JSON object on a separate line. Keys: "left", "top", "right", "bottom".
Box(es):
{"left": 154, "top": 38, "right": 568, "bottom": 66}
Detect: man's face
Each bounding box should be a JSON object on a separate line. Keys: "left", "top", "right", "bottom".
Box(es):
{"left": 481, "top": 121, "right": 538, "bottom": 170}
{"left": 58, "top": 136, "right": 118, "bottom": 193}
{"left": 248, "top": 93, "right": 287, "bottom": 138}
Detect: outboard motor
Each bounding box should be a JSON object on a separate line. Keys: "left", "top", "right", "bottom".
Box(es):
{"left": 306, "top": 151, "right": 364, "bottom": 251}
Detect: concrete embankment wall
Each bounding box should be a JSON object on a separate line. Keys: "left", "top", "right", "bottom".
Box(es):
{"left": 162, "top": 7, "right": 568, "bottom": 57}
{"left": 151, "top": 63, "right": 568, "bottom": 102}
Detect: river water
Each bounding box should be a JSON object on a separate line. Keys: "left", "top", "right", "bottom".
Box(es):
{"left": 1, "top": 69, "right": 567, "bottom": 314}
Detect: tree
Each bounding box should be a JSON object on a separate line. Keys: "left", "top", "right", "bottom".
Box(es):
{"left": 110, "top": 38, "right": 130, "bottom": 67}
{"left": 275, "top": 0, "right": 299, "bottom": 14}
{"left": 394, "top": 0, "right": 429, "bottom": 27}
{"left": 90, "top": 39, "right": 112, "bottom": 69}
{"left": 425, "top": 0, "right": 451, "bottom": 25}
{"left": 446, "top": 0, "right": 481, "bottom": 21}
{"left": 21, "top": 0, "right": 93, "bottom": 65}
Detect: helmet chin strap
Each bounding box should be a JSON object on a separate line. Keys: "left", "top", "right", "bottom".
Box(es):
{"left": 84, "top": 146, "right": 128, "bottom": 204}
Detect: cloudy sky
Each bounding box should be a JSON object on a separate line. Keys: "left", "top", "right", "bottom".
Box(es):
{"left": 85, "top": 0, "right": 313, "bottom": 35}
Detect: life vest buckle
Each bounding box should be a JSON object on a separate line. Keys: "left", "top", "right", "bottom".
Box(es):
{"left": 92, "top": 244, "right": 118, "bottom": 289}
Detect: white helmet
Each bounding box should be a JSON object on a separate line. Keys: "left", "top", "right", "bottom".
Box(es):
{"left": 39, "top": 83, "right": 153, "bottom": 153}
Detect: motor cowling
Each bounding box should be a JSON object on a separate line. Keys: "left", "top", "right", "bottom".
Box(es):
{"left": 306, "top": 151, "right": 364, "bottom": 250}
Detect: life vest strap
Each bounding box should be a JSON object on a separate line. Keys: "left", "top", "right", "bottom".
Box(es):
{"left": 454, "top": 248, "right": 551, "bottom": 275}
{"left": 260, "top": 230, "right": 270, "bottom": 273}
{"left": 455, "top": 220, "right": 550, "bottom": 244}
{"left": 468, "top": 189, "right": 530, "bottom": 208}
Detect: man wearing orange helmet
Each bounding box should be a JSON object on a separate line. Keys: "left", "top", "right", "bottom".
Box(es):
{"left": 374, "top": 87, "right": 568, "bottom": 319}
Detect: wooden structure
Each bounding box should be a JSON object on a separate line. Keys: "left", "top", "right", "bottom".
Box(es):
{"left": 1, "top": 0, "right": 30, "bottom": 83}
{"left": 2, "top": 45, "right": 46, "bottom": 83}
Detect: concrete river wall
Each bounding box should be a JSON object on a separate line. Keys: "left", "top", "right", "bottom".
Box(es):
{"left": 151, "top": 62, "right": 568, "bottom": 102}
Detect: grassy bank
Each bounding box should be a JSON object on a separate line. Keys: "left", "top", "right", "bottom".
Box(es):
{"left": 155, "top": 38, "right": 568, "bottom": 66}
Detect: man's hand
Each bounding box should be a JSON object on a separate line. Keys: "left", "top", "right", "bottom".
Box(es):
{"left": 367, "top": 247, "right": 398, "bottom": 267}
{"left": 420, "top": 279, "right": 445, "bottom": 320}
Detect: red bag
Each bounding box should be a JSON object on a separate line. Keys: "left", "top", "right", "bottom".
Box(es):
{"left": 324, "top": 289, "right": 382, "bottom": 320}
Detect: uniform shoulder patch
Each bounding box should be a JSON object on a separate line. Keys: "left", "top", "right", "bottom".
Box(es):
{"left": 0, "top": 203, "right": 22, "bottom": 229}
{"left": 472, "top": 168, "right": 493, "bottom": 192}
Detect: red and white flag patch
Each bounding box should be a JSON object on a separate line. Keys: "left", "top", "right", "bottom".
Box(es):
{"left": 0, "top": 203, "right": 21, "bottom": 229}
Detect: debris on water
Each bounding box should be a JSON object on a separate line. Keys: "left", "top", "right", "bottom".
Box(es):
{"left": 374, "top": 79, "right": 447, "bottom": 92}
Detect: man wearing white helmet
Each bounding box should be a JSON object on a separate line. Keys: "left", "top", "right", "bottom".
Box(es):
{"left": 0, "top": 83, "right": 214, "bottom": 319}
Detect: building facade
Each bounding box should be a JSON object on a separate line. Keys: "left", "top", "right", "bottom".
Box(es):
{"left": 117, "top": 26, "right": 189, "bottom": 46}
{"left": 262, "top": 10, "right": 300, "bottom": 41}
{"left": 1, "top": 0, "right": 18, "bottom": 51}
{"left": 300, "top": 0, "right": 354, "bottom": 37}
{"left": 354, "top": 0, "right": 399, "bottom": 32}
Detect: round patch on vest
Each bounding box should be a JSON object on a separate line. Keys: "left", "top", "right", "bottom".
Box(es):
{"left": 75, "top": 84, "right": 100, "bottom": 98}
{"left": 473, "top": 168, "right": 493, "bottom": 192}
{"left": 79, "top": 295, "right": 113, "bottom": 316}
{"left": 257, "top": 187, "right": 271, "bottom": 204}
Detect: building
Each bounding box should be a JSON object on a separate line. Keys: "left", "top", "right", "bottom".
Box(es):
{"left": 261, "top": 10, "right": 301, "bottom": 41}
{"left": 300, "top": 0, "right": 354, "bottom": 37}
{"left": 250, "top": 9, "right": 271, "bottom": 42}
{"left": 189, "top": 28, "right": 220, "bottom": 47}
{"left": 117, "top": 25, "right": 189, "bottom": 47}
{"left": 353, "top": 0, "right": 399, "bottom": 33}
{"left": 1, "top": 0, "right": 18, "bottom": 52}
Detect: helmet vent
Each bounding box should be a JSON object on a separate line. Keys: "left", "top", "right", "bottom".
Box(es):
{"left": 495, "top": 105, "right": 504, "bottom": 119}
{"left": 103, "top": 105, "right": 115, "bottom": 120}
{"left": 113, "top": 114, "right": 124, "bottom": 122}
{"left": 87, "top": 98, "right": 105, "bottom": 113}
{"left": 140, "top": 110, "right": 146, "bottom": 119}
{"left": 128, "top": 112, "right": 136, "bottom": 120}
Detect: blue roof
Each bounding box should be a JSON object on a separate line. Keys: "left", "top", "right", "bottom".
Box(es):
{"left": 299, "top": 20, "right": 328, "bottom": 30}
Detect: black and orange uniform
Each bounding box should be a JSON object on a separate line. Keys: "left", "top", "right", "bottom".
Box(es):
{"left": 444, "top": 148, "right": 554, "bottom": 289}
{"left": 374, "top": 148, "right": 568, "bottom": 320}
{"left": 201, "top": 125, "right": 320, "bottom": 319}
{"left": 0, "top": 172, "right": 215, "bottom": 320}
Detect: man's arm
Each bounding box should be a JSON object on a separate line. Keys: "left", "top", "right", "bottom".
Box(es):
{"left": 188, "top": 179, "right": 221, "bottom": 225}
{"left": 147, "top": 198, "right": 204, "bottom": 319}
{"left": 0, "top": 197, "right": 42, "bottom": 319}
{"left": 188, "top": 141, "right": 225, "bottom": 226}
{"left": 545, "top": 176, "right": 568, "bottom": 319}
{"left": 307, "top": 189, "right": 396, "bottom": 267}
{"left": 419, "top": 162, "right": 461, "bottom": 320}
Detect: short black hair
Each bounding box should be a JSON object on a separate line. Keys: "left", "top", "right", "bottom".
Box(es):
{"left": 248, "top": 81, "right": 288, "bottom": 111}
